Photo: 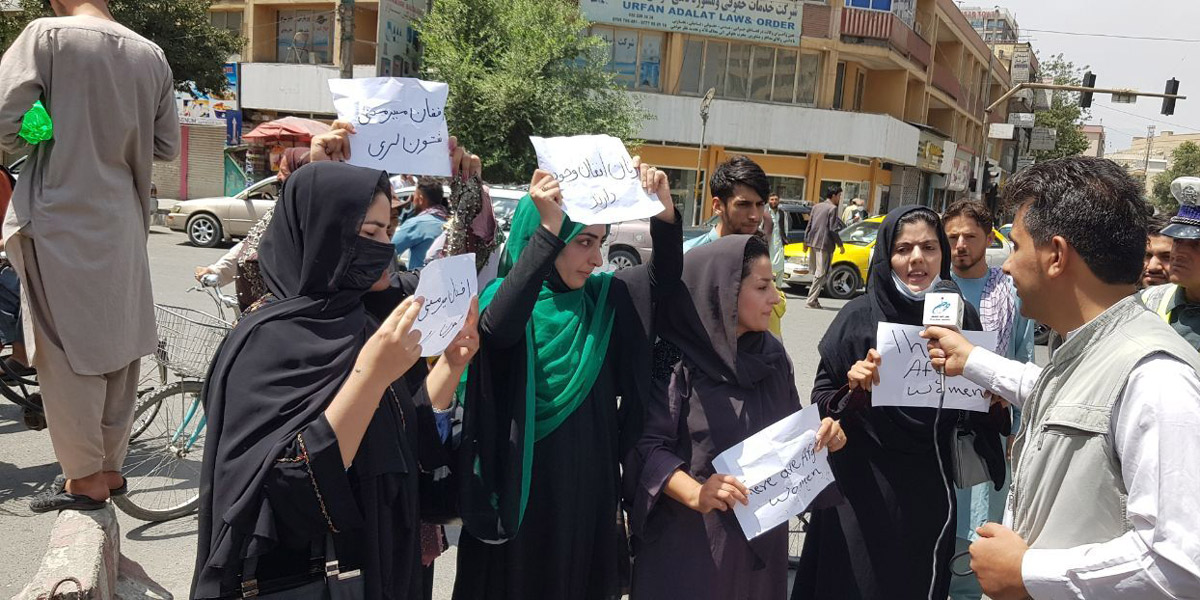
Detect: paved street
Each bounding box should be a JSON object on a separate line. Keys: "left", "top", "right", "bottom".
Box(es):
{"left": 0, "top": 225, "right": 848, "bottom": 598}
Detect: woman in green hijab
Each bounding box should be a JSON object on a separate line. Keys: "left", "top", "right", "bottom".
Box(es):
{"left": 453, "top": 160, "right": 681, "bottom": 600}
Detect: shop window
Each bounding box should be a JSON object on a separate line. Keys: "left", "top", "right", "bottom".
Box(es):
{"left": 277, "top": 9, "right": 333, "bottom": 64}
{"left": 678, "top": 39, "right": 704, "bottom": 94}
{"left": 833, "top": 62, "right": 846, "bottom": 109}
{"left": 211, "top": 11, "right": 243, "bottom": 36}
{"left": 703, "top": 41, "right": 729, "bottom": 96}
{"left": 797, "top": 53, "right": 821, "bottom": 105}
{"left": 592, "top": 27, "right": 663, "bottom": 91}
{"left": 766, "top": 175, "right": 806, "bottom": 204}
{"left": 750, "top": 46, "right": 776, "bottom": 102}
{"left": 678, "top": 37, "right": 820, "bottom": 107}
{"left": 773, "top": 50, "right": 798, "bottom": 103}
{"left": 845, "top": 0, "right": 892, "bottom": 10}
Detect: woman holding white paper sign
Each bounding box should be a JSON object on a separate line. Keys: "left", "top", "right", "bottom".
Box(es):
{"left": 629, "top": 234, "right": 845, "bottom": 600}
{"left": 192, "top": 162, "right": 480, "bottom": 599}
{"left": 792, "top": 206, "right": 1008, "bottom": 600}
{"left": 452, "top": 160, "right": 681, "bottom": 600}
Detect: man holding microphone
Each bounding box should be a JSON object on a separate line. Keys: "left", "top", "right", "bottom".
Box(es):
{"left": 923, "top": 157, "right": 1200, "bottom": 599}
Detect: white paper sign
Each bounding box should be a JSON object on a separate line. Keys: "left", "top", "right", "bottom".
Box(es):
{"left": 411, "top": 253, "right": 477, "bottom": 357}
{"left": 530, "top": 134, "right": 663, "bottom": 225}
{"left": 328, "top": 77, "right": 451, "bottom": 176}
{"left": 874, "top": 323, "right": 998, "bottom": 412}
{"left": 711, "top": 404, "right": 836, "bottom": 541}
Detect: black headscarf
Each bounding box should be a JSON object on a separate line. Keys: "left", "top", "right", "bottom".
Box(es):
{"left": 193, "top": 162, "right": 396, "bottom": 595}
{"left": 641, "top": 235, "right": 798, "bottom": 564}
{"left": 818, "top": 205, "right": 979, "bottom": 379}
{"left": 660, "top": 234, "right": 788, "bottom": 388}
{"left": 813, "top": 206, "right": 1008, "bottom": 463}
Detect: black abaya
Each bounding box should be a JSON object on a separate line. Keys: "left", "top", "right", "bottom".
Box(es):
{"left": 191, "top": 162, "right": 450, "bottom": 599}
{"left": 453, "top": 215, "right": 683, "bottom": 600}
{"left": 791, "top": 206, "right": 1005, "bottom": 600}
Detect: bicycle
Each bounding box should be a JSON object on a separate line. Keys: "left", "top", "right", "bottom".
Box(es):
{"left": 111, "top": 275, "right": 238, "bottom": 522}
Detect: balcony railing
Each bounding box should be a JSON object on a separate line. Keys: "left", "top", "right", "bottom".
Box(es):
{"left": 841, "top": 7, "right": 930, "bottom": 69}
{"left": 931, "top": 62, "right": 962, "bottom": 102}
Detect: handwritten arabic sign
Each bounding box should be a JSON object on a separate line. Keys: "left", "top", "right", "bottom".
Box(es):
{"left": 581, "top": 0, "right": 801, "bottom": 46}
{"left": 328, "top": 77, "right": 451, "bottom": 176}
{"left": 712, "top": 404, "right": 836, "bottom": 540}
{"left": 411, "top": 253, "right": 477, "bottom": 357}
{"left": 874, "top": 323, "right": 998, "bottom": 413}
{"left": 530, "top": 134, "right": 664, "bottom": 225}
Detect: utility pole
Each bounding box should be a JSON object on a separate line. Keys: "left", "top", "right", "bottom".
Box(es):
{"left": 1144, "top": 125, "right": 1156, "bottom": 183}
{"left": 339, "top": 0, "right": 355, "bottom": 79}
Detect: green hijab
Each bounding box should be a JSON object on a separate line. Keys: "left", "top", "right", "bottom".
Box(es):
{"left": 469, "top": 195, "right": 615, "bottom": 529}
{"left": 480, "top": 195, "right": 616, "bottom": 439}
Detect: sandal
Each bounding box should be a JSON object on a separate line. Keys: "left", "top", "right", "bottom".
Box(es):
{"left": 0, "top": 357, "right": 36, "bottom": 384}
{"left": 29, "top": 491, "right": 107, "bottom": 513}
{"left": 45, "top": 474, "right": 127, "bottom": 498}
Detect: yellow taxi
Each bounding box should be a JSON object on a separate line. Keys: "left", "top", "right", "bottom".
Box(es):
{"left": 783, "top": 216, "right": 1011, "bottom": 300}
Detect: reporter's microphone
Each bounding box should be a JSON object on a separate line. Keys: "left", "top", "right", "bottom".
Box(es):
{"left": 923, "top": 279, "right": 965, "bottom": 331}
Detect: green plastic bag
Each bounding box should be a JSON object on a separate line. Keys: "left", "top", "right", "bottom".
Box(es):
{"left": 18, "top": 100, "right": 53, "bottom": 144}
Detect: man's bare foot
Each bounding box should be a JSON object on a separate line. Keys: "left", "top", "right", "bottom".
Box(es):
{"left": 64, "top": 472, "right": 110, "bottom": 502}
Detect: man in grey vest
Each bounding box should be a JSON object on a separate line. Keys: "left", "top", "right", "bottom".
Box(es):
{"left": 923, "top": 157, "right": 1200, "bottom": 599}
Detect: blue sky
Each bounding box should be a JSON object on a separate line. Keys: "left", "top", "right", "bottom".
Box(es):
{"left": 967, "top": 0, "right": 1200, "bottom": 152}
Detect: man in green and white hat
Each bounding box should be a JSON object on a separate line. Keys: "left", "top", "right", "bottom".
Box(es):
{"left": 1141, "top": 176, "right": 1200, "bottom": 350}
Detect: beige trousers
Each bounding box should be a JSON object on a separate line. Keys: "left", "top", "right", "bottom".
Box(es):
{"left": 8, "top": 234, "right": 140, "bottom": 479}
{"left": 807, "top": 247, "right": 833, "bottom": 305}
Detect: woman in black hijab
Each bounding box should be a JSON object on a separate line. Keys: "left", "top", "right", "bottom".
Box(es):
{"left": 630, "top": 234, "right": 846, "bottom": 599}
{"left": 792, "top": 206, "right": 1007, "bottom": 600}
{"left": 191, "top": 161, "right": 480, "bottom": 599}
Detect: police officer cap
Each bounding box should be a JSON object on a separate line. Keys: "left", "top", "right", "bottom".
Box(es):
{"left": 1161, "top": 177, "right": 1200, "bottom": 240}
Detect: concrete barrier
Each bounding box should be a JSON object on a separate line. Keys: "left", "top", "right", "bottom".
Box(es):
{"left": 14, "top": 504, "right": 172, "bottom": 600}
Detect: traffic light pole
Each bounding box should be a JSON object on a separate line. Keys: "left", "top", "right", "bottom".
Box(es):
{"left": 986, "top": 82, "right": 1186, "bottom": 114}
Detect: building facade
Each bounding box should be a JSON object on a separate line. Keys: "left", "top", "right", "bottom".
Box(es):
{"left": 1083, "top": 124, "right": 1106, "bottom": 158}
{"left": 1109, "top": 130, "right": 1200, "bottom": 194}
{"left": 160, "top": 0, "right": 1010, "bottom": 212}
{"left": 592, "top": 0, "right": 1012, "bottom": 223}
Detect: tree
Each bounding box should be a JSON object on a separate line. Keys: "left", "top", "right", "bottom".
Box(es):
{"left": 0, "top": 0, "right": 241, "bottom": 93}
{"left": 1031, "top": 53, "right": 1091, "bottom": 161}
{"left": 1151, "top": 141, "right": 1200, "bottom": 212}
{"left": 419, "top": 0, "right": 647, "bottom": 183}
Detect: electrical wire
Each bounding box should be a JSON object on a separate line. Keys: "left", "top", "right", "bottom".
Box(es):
{"left": 1022, "top": 28, "right": 1200, "bottom": 44}
{"left": 1094, "top": 104, "right": 1200, "bottom": 133}
{"left": 928, "top": 374, "right": 955, "bottom": 600}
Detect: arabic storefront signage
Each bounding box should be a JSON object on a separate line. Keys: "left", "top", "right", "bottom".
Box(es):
{"left": 916, "top": 132, "right": 945, "bottom": 173}
{"left": 177, "top": 63, "right": 240, "bottom": 134}
{"left": 947, "top": 149, "right": 972, "bottom": 192}
{"left": 581, "top": 0, "right": 802, "bottom": 46}
{"left": 1010, "top": 45, "right": 1031, "bottom": 83}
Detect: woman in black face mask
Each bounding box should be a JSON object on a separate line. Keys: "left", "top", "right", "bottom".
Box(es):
{"left": 191, "top": 161, "right": 481, "bottom": 599}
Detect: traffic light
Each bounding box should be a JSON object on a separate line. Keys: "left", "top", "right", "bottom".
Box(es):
{"left": 1080, "top": 71, "right": 1096, "bottom": 108}
{"left": 1162, "top": 78, "right": 1181, "bottom": 116}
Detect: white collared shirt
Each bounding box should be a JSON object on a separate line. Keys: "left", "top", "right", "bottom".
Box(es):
{"left": 963, "top": 347, "right": 1200, "bottom": 599}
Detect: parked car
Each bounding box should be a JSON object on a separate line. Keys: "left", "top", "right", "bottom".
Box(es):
{"left": 165, "top": 176, "right": 281, "bottom": 247}
{"left": 603, "top": 217, "right": 711, "bottom": 270}
{"left": 781, "top": 215, "right": 1012, "bottom": 300}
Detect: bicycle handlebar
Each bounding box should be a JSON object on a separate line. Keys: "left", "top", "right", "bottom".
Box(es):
{"left": 200, "top": 274, "right": 221, "bottom": 287}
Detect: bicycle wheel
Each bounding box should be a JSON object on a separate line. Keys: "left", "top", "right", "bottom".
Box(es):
{"left": 787, "top": 514, "right": 809, "bottom": 568}
{"left": 129, "top": 355, "right": 170, "bottom": 441}
{"left": 113, "top": 380, "right": 205, "bottom": 522}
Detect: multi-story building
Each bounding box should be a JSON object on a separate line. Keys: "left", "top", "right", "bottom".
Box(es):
{"left": 1109, "top": 130, "right": 1200, "bottom": 194}
{"left": 587, "top": 0, "right": 1012, "bottom": 222}
{"left": 161, "top": 0, "right": 1010, "bottom": 213}
{"left": 1083, "top": 124, "right": 1106, "bottom": 158}
{"left": 961, "top": 6, "right": 1019, "bottom": 44}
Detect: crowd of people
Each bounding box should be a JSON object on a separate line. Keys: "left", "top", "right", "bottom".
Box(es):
{"left": 1, "top": 2, "right": 1199, "bottom": 600}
